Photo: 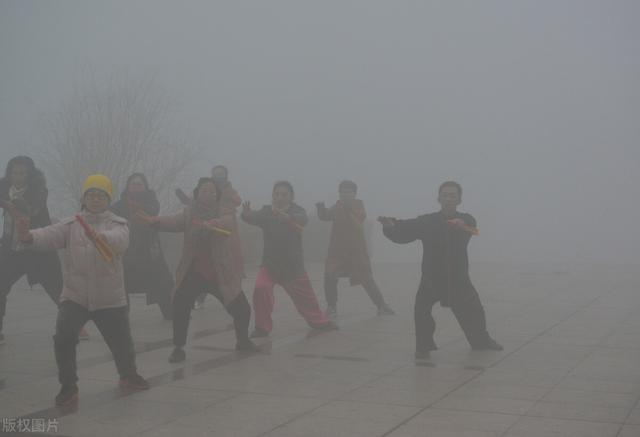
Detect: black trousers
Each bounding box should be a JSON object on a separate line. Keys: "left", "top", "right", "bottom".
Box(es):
{"left": 324, "top": 273, "right": 386, "bottom": 309}
{"left": 415, "top": 282, "right": 490, "bottom": 352}
{"left": 172, "top": 270, "right": 251, "bottom": 347}
{"left": 55, "top": 300, "right": 137, "bottom": 385}
{"left": 0, "top": 251, "right": 62, "bottom": 332}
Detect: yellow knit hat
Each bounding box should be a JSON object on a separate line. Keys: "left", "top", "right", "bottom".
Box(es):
{"left": 82, "top": 174, "right": 113, "bottom": 201}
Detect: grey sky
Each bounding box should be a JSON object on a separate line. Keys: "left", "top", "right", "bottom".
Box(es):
{"left": 1, "top": 0, "right": 638, "bottom": 265}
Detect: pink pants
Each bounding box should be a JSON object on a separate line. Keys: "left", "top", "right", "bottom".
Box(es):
{"left": 253, "top": 267, "right": 330, "bottom": 332}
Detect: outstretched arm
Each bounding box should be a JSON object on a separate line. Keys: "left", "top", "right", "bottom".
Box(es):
{"left": 379, "top": 216, "right": 424, "bottom": 244}
{"left": 136, "top": 209, "right": 186, "bottom": 233}
{"left": 316, "top": 202, "right": 334, "bottom": 221}
{"left": 240, "top": 201, "right": 265, "bottom": 226}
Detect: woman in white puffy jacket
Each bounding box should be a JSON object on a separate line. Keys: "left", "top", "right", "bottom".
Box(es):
{"left": 17, "top": 174, "right": 149, "bottom": 406}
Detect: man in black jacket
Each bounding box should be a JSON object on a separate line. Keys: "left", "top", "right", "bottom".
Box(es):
{"left": 379, "top": 181, "right": 502, "bottom": 358}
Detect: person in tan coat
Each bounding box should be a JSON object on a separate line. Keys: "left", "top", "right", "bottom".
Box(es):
{"left": 176, "top": 165, "right": 245, "bottom": 310}
{"left": 316, "top": 180, "right": 394, "bottom": 317}
{"left": 137, "top": 177, "right": 257, "bottom": 363}
{"left": 17, "top": 175, "right": 149, "bottom": 406}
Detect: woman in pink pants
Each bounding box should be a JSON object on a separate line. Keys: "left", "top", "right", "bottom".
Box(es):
{"left": 241, "top": 181, "right": 337, "bottom": 337}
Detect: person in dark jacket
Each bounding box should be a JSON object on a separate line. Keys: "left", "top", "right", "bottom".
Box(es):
{"left": 379, "top": 181, "right": 502, "bottom": 359}
{"left": 0, "top": 156, "right": 63, "bottom": 345}
{"left": 241, "top": 181, "right": 337, "bottom": 337}
{"left": 317, "top": 180, "right": 394, "bottom": 317}
{"left": 111, "top": 173, "right": 174, "bottom": 320}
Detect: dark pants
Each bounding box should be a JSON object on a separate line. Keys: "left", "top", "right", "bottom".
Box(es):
{"left": 324, "top": 273, "right": 387, "bottom": 309}
{"left": 415, "top": 282, "right": 490, "bottom": 352}
{"left": 0, "top": 251, "right": 62, "bottom": 333}
{"left": 55, "top": 300, "right": 137, "bottom": 385}
{"left": 173, "top": 270, "right": 251, "bottom": 347}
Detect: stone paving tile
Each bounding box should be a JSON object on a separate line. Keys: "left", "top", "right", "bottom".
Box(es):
{"left": 451, "top": 380, "right": 549, "bottom": 401}
{"left": 625, "top": 407, "right": 640, "bottom": 425}
{"left": 526, "top": 400, "right": 631, "bottom": 423}
{"left": 541, "top": 387, "right": 637, "bottom": 408}
{"left": 618, "top": 424, "right": 640, "bottom": 437}
{"left": 160, "top": 393, "right": 326, "bottom": 437}
{"left": 263, "top": 415, "right": 395, "bottom": 437}
{"left": 503, "top": 416, "right": 621, "bottom": 437}
{"left": 2, "top": 262, "right": 640, "bottom": 437}
{"left": 432, "top": 393, "right": 536, "bottom": 415}
{"left": 554, "top": 375, "right": 640, "bottom": 394}
{"left": 401, "top": 408, "right": 520, "bottom": 433}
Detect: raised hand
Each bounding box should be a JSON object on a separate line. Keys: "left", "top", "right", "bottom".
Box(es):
{"left": 242, "top": 201, "right": 252, "bottom": 214}
{"left": 16, "top": 216, "right": 33, "bottom": 243}
{"left": 377, "top": 216, "right": 397, "bottom": 228}
{"left": 272, "top": 207, "right": 290, "bottom": 222}
{"left": 446, "top": 218, "right": 479, "bottom": 235}
{"left": 134, "top": 210, "right": 160, "bottom": 225}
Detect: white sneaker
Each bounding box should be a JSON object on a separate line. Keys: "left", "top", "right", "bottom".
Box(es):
{"left": 79, "top": 327, "right": 90, "bottom": 341}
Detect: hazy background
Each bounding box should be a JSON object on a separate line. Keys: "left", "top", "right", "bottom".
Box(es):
{"left": 1, "top": 0, "right": 638, "bottom": 266}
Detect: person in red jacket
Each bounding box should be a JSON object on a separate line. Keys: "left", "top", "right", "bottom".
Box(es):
{"left": 242, "top": 181, "right": 337, "bottom": 337}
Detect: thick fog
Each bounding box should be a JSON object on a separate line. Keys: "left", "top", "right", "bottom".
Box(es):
{"left": 1, "top": 0, "right": 638, "bottom": 266}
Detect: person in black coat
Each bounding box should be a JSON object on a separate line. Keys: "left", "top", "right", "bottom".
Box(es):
{"left": 0, "top": 156, "right": 63, "bottom": 344}
{"left": 111, "top": 173, "right": 174, "bottom": 320}
{"left": 379, "top": 181, "right": 502, "bottom": 358}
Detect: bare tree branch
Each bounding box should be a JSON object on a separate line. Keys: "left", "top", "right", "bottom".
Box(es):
{"left": 40, "top": 72, "right": 200, "bottom": 212}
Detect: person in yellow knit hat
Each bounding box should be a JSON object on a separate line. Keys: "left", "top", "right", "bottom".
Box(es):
{"left": 17, "top": 174, "right": 150, "bottom": 406}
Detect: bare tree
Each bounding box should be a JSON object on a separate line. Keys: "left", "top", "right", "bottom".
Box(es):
{"left": 40, "top": 72, "right": 199, "bottom": 212}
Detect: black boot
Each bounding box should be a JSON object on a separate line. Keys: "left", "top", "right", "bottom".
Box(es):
{"left": 55, "top": 384, "right": 79, "bottom": 406}
{"left": 236, "top": 339, "right": 260, "bottom": 352}
{"left": 168, "top": 347, "right": 186, "bottom": 363}
{"left": 472, "top": 337, "right": 503, "bottom": 351}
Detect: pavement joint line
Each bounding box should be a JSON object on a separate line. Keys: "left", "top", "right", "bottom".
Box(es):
{"left": 500, "top": 297, "right": 640, "bottom": 437}
{"left": 12, "top": 309, "right": 385, "bottom": 423}
{"left": 258, "top": 332, "right": 473, "bottom": 437}
{"left": 380, "top": 295, "right": 607, "bottom": 437}
{"left": 615, "top": 377, "right": 640, "bottom": 436}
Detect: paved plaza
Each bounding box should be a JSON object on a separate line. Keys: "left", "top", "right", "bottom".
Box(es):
{"left": 1, "top": 261, "right": 639, "bottom": 437}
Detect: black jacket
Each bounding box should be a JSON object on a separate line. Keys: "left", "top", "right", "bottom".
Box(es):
{"left": 242, "top": 203, "right": 308, "bottom": 283}
{"left": 0, "top": 173, "right": 62, "bottom": 288}
{"left": 111, "top": 190, "right": 174, "bottom": 302}
{"left": 383, "top": 211, "right": 477, "bottom": 307}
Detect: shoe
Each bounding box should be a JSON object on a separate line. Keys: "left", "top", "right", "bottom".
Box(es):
{"left": 414, "top": 350, "right": 431, "bottom": 360}
{"left": 55, "top": 384, "right": 79, "bottom": 406}
{"left": 472, "top": 337, "right": 504, "bottom": 351}
{"left": 325, "top": 305, "right": 337, "bottom": 318}
{"left": 377, "top": 304, "right": 395, "bottom": 316}
{"left": 250, "top": 328, "right": 269, "bottom": 338}
{"left": 79, "top": 327, "right": 90, "bottom": 341}
{"left": 313, "top": 321, "right": 339, "bottom": 331}
{"left": 168, "top": 347, "right": 186, "bottom": 363}
{"left": 119, "top": 373, "right": 150, "bottom": 390}
{"left": 0, "top": 333, "right": 5, "bottom": 345}
{"left": 235, "top": 340, "right": 260, "bottom": 352}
